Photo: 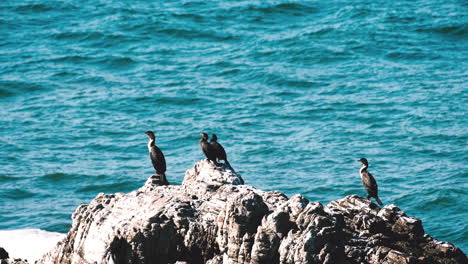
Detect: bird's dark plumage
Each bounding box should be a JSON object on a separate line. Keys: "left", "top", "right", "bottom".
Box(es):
{"left": 210, "top": 134, "right": 227, "bottom": 162}
{"left": 145, "top": 131, "right": 167, "bottom": 182}
{"left": 209, "top": 134, "right": 238, "bottom": 177}
{"left": 358, "top": 158, "right": 383, "bottom": 206}
{"left": 199, "top": 132, "right": 217, "bottom": 162}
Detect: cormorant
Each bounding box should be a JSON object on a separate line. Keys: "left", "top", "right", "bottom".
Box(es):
{"left": 357, "top": 158, "right": 383, "bottom": 206}
{"left": 210, "top": 134, "right": 235, "bottom": 172}
{"left": 145, "top": 131, "right": 167, "bottom": 182}
{"left": 199, "top": 132, "right": 217, "bottom": 162}
{"left": 210, "top": 134, "right": 227, "bottom": 162}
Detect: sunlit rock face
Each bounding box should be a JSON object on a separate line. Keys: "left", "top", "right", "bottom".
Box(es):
{"left": 38, "top": 160, "right": 466, "bottom": 264}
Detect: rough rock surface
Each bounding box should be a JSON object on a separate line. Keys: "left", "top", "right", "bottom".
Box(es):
{"left": 0, "top": 260, "right": 28, "bottom": 264}
{"left": 0, "top": 247, "right": 9, "bottom": 259}
{"left": 0, "top": 247, "right": 28, "bottom": 264}
{"left": 38, "top": 160, "right": 466, "bottom": 264}
{"left": 0, "top": 247, "right": 29, "bottom": 264}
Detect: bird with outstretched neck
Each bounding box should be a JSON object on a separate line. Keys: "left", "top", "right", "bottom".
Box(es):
{"left": 357, "top": 158, "right": 383, "bottom": 206}
{"left": 199, "top": 132, "right": 217, "bottom": 162}
{"left": 145, "top": 131, "right": 167, "bottom": 183}
{"left": 210, "top": 134, "right": 236, "bottom": 173}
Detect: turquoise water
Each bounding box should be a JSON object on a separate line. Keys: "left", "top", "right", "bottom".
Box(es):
{"left": 1, "top": 0, "right": 467, "bottom": 252}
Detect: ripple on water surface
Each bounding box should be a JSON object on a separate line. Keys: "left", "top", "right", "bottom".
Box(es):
{"left": 0, "top": 0, "right": 467, "bottom": 253}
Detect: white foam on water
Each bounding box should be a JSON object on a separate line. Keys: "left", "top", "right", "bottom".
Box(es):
{"left": 0, "top": 229, "right": 66, "bottom": 262}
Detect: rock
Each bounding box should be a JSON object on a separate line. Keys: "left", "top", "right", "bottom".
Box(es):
{"left": 0, "top": 248, "right": 8, "bottom": 259}
{"left": 325, "top": 195, "right": 467, "bottom": 264}
{"left": 146, "top": 173, "right": 169, "bottom": 186}
{"left": 0, "top": 259, "right": 28, "bottom": 264}
{"left": 0, "top": 248, "right": 28, "bottom": 264}
{"left": 183, "top": 159, "right": 244, "bottom": 188}
{"left": 37, "top": 160, "right": 466, "bottom": 264}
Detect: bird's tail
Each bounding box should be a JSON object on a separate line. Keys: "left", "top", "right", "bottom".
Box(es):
{"left": 375, "top": 196, "right": 383, "bottom": 206}
{"left": 162, "top": 173, "right": 169, "bottom": 185}
{"left": 224, "top": 161, "right": 244, "bottom": 184}
{"left": 224, "top": 160, "right": 236, "bottom": 173}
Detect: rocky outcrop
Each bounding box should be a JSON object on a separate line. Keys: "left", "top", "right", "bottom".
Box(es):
{"left": 38, "top": 160, "right": 466, "bottom": 264}
{"left": 0, "top": 247, "right": 9, "bottom": 260}
{"left": 0, "top": 248, "right": 28, "bottom": 264}
{"left": 325, "top": 196, "right": 466, "bottom": 264}
{"left": 0, "top": 260, "right": 28, "bottom": 264}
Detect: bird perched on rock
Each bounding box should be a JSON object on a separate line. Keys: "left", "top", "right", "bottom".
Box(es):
{"left": 210, "top": 134, "right": 235, "bottom": 172}
{"left": 210, "top": 134, "right": 226, "bottom": 162}
{"left": 199, "top": 132, "right": 217, "bottom": 162}
{"left": 145, "top": 131, "right": 167, "bottom": 183}
{"left": 357, "top": 158, "right": 383, "bottom": 206}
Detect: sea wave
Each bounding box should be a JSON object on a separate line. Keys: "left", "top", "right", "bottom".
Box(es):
{"left": 0, "top": 229, "right": 65, "bottom": 262}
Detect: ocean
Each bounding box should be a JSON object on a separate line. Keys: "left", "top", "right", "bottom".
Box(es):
{"left": 1, "top": 0, "right": 467, "bottom": 257}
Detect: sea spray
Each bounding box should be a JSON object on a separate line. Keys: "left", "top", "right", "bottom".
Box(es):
{"left": 0, "top": 229, "right": 65, "bottom": 262}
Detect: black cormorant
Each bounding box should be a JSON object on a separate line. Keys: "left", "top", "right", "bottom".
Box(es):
{"left": 145, "top": 131, "right": 167, "bottom": 182}
{"left": 210, "top": 134, "right": 236, "bottom": 172}
{"left": 357, "top": 158, "right": 383, "bottom": 206}
{"left": 210, "top": 134, "right": 227, "bottom": 162}
{"left": 199, "top": 132, "right": 217, "bottom": 162}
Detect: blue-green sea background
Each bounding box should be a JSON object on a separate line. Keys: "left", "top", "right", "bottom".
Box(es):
{"left": 1, "top": 0, "right": 467, "bottom": 252}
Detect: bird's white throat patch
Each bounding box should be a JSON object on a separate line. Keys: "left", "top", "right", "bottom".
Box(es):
{"left": 147, "top": 140, "right": 154, "bottom": 152}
